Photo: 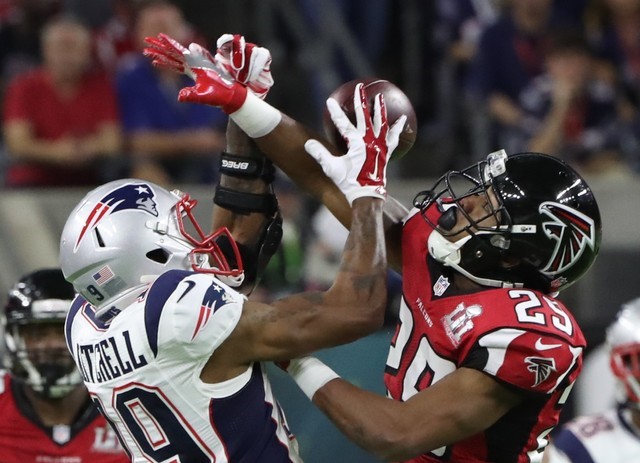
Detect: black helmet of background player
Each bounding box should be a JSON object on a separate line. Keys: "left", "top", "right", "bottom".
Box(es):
{"left": 414, "top": 150, "right": 602, "bottom": 294}
{"left": 607, "top": 297, "right": 640, "bottom": 406}
{"left": 1, "top": 268, "right": 82, "bottom": 398}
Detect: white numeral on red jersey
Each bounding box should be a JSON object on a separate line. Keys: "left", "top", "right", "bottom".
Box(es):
{"left": 510, "top": 290, "right": 573, "bottom": 336}
{"left": 386, "top": 300, "right": 455, "bottom": 401}
{"left": 385, "top": 300, "right": 456, "bottom": 458}
{"left": 386, "top": 298, "right": 414, "bottom": 372}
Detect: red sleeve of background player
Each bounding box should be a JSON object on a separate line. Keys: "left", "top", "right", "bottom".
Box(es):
{"left": 463, "top": 328, "right": 583, "bottom": 394}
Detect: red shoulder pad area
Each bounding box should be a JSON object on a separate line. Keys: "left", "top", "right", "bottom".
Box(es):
{"left": 468, "top": 328, "right": 583, "bottom": 394}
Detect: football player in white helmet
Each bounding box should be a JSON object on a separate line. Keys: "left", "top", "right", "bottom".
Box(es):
{"left": 61, "top": 35, "right": 406, "bottom": 462}
{"left": 543, "top": 298, "right": 640, "bottom": 463}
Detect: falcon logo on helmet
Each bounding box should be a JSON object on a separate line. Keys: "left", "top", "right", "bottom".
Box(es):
{"left": 539, "top": 202, "right": 597, "bottom": 275}
{"left": 74, "top": 183, "right": 158, "bottom": 251}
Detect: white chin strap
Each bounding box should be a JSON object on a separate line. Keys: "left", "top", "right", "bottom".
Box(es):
{"left": 217, "top": 273, "right": 245, "bottom": 288}
{"left": 192, "top": 253, "right": 246, "bottom": 288}
{"left": 427, "top": 231, "right": 521, "bottom": 289}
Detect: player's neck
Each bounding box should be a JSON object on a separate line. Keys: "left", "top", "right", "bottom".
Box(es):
{"left": 24, "top": 384, "right": 89, "bottom": 427}
{"left": 452, "top": 272, "right": 483, "bottom": 293}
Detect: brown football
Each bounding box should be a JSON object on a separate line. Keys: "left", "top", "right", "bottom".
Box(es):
{"left": 323, "top": 77, "right": 417, "bottom": 160}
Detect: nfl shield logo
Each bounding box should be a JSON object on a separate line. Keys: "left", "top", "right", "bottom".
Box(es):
{"left": 53, "top": 424, "right": 71, "bottom": 444}
{"left": 433, "top": 275, "right": 450, "bottom": 296}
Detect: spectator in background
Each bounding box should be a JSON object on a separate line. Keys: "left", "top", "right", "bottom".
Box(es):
{"left": 2, "top": 15, "right": 123, "bottom": 188}
{"left": 0, "top": 268, "right": 128, "bottom": 462}
{"left": 586, "top": 0, "right": 640, "bottom": 110}
{"left": 466, "top": 0, "right": 576, "bottom": 152}
{"left": 115, "top": 0, "right": 227, "bottom": 186}
{"left": 543, "top": 297, "right": 640, "bottom": 463}
{"left": 435, "top": 0, "right": 499, "bottom": 81}
{"left": 93, "top": 0, "right": 138, "bottom": 73}
{"left": 585, "top": 0, "right": 640, "bottom": 172}
{"left": 430, "top": 0, "right": 500, "bottom": 165}
{"left": 501, "top": 30, "right": 632, "bottom": 177}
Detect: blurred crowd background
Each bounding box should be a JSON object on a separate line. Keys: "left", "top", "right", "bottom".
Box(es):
{"left": 4, "top": 0, "right": 640, "bottom": 185}
{"left": 1, "top": 0, "right": 640, "bottom": 427}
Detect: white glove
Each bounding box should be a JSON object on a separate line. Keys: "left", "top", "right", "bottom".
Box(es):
{"left": 304, "top": 83, "right": 406, "bottom": 205}
{"left": 214, "top": 33, "right": 274, "bottom": 99}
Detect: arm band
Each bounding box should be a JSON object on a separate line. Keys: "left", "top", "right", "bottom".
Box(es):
{"left": 220, "top": 151, "right": 275, "bottom": 183}
{"left": 230, "top": 91, "right": 282, "bottom": 138}
{"left": 214, "top": 186, "right": 278, "bottom": 215}
{"left": 287, "top": 357, "right": 341, "bottom": 400}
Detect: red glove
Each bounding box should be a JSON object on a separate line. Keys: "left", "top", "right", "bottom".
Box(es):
{"left": 177, "top": 68, "right": 248, "bottom": 114}
{"left": 144, "top": 33, "right": 247, "bottom": 112}
{"left": 214, "top": 34, "right": 274, "bottom": 99}
{"left": 144, "top": 33, "right": 273, "bottom": 101}
{"left": 143, "top": 33, "right": 220, "bottom": 79}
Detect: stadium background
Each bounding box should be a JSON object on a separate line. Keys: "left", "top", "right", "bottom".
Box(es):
{"left": 1, "top": 0, "right": 640, "bottom": 460}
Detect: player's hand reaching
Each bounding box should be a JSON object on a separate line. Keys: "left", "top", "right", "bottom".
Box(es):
{"left": 214, "top": 34, "right": 274, "bottom": 100}
{"left": 175, "top": 66, "right": 249, "bottom": 113}
{"left": 143, "top": 33, "right": 217, "bottom": 80}
{"left": 304, "top": 83, "right": 406, "bottom": 205}
{"left": 143, "top": 33, "right": 245, "bottom": 113}
{"left": 143, "top": 33, "right": 274, "bottom": 101}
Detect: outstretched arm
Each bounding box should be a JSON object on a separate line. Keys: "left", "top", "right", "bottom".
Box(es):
{"left": 143, "top": 33, "right": 406, "bottom": 270}
{"left": 145, "top": 34, "right": 282, "bottom": 294}
{"left": 293, "top": 364, "right": 521, "bottom": 461}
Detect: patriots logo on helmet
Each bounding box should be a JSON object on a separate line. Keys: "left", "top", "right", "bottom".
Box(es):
{"left": 74, "top": 183, "right": 158, "bottom": 251}
{"left": 525, "top": 356, "right": 556, "bottom": 387}
{"left": 539, "top": 202, "right": 597, "bottom": 275}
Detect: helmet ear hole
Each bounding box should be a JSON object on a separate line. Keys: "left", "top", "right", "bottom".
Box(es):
{"left": 146, "top": 248, "right": 170, "bottom": 264}
{"left": 95, "top": 229, "right": 106, "bottom": 247}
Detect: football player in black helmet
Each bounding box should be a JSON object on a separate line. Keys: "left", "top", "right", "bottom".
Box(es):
{"left": 0, "top": 269, "right": 127, "bottom": 461}
{"left": 413, "top": 149, "right": 601, "bottom": 294}
{"left": 3, "top": 268, "right": 80, "bottom": 398}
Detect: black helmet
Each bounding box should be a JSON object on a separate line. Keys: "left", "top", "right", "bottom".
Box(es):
{"left": 1, "top": 268, "right": 81, "bottom": 398}
{"left": 415, "top": 150, "right": 602, "bottom": 293}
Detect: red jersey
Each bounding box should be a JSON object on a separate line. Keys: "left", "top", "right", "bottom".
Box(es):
{"left": 0, "top": 371, "right": 129, "bottom": 463}
{"left": 384, "top": 209, "right": 586, "bottom": 463}
{"left": 2, "top": 68, "right": 120, "bottom": 187}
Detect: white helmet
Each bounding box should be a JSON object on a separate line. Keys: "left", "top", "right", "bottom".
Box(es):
{"left": 59, "top": 179, "right": 244, "bottom": 317}
{"left": 607, "top": 297, "right": 640, "bottom": 406}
